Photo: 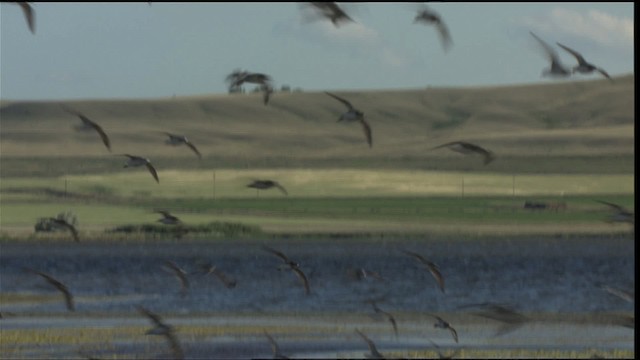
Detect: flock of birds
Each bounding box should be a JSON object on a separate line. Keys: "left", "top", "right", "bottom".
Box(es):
{"left": 4, "top": 2, "right": 633, "bottom": 359}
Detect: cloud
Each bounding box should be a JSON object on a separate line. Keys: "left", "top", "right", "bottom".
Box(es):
{"left": 519, "top": 7, "right": 633, "bottom": 48}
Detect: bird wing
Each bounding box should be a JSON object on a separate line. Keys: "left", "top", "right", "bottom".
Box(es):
{"left": 601, "top": 286, "right": 634, "bottom": 303}
{"left": 64, "top": 222, "right": 80, "bottom": 242}
{"left": 402, "top": 249, "right": 429, "bottom": 265}
{"left": 165, "top": 332, "right": 185, "bottom": 360}
{"left": 146, "top": 162, "right": 160, "bottom": 183}
{"left": 291, "top": 267, "right": 311, "bottom": 295}
{"left": 448, "top": 326, "right": 458, "bottom": 343}
{"left": 556, "top": 42, "right": 587, "bottom": 65}
{"left": 355, "top": 329, "right": 382, "bottom": 358}
{"left": 263, "top": 331, "right": 284, "bottom": 358}
{"left": 262, "top": 245, "right": 291, "bottom": 263}
{"left": 325, "top": 91, "right": 354, "bottom": 110}
{"left": 185, "top": 141, "right": 202, "bottom": 159}
{"left": 210, "top": 267, "right": 237, "bottom": 289}
{"left": 360, "top": 119, "right": 373, "bottom": 148}
{"left": 137, "top": 305, "right": 167, "bottom": 328}
{"left": 78, "top": 115, "right": 111, "bottom": 151}
{"left": 379, "top": 309, "right": 398, "bottom": 337}
{"left": 596, "top": 67, "right": 612, "bottom": 80}
{"left": 164, "top": 260, "right": 189, "bottom": 297}
{"left": 595, "top": 200, "right": 628, "bottom": 213}
{"left": 30, "top": 269, "right": 75, "bottom": 311}
{"left": 435, "top": 21, "right": 452, "bottom": 51}
{"left": 274, "top": 182, "right": 289, "bottom": 196}
{"left": 427, "top": 262, "right": 445, "bottom": 292}
{"left": 18, "top": 2, "right": 35, "bottom": 34}
{"left": 430, "top": 141, "right": 460, "bottom": 151}
{"left": 530, "top": 31, "right": 562, "bottom": 64}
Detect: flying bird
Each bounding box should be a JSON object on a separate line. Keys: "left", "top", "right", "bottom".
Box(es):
{"left": 120, "top": 154, "right": 159, "bottom": 183}
{"left": 163, "top": 260, "right": 189, "bottom": 298}
{"left": 263, "top": 330, "right": 289, "bottom": 359}
{"left": 429, "top": 314, "right": 458, "bottom": 343}
{"left": 24, "top": 268, "right": 75, "bottom": 311}
{"left": 137, "top": 306, "right": 184, "bottom": 360}
{"left": 556, "top": 42, "right": 612, "bottom": 80}
{"left": 366, "top": 300, "right": 398, "bottom": 338}
{"left": 197, "top": 262, "right": 237, "bottom": 289}
{"left": 594, "top": 200, "right": 634, "bottom": 225}
{"left": 48, "top": 217, "right": 79, "bottom": 242}
{"left": 430, "top": 141, "right": 495, "bottom": 165}
{"left": 348, "top": 267, "right": 384, "bottom": 282}
{"left": 155, "top": 210, "right": 181, "bottom": 225}
{"left": 262, "top": 245, "right": 310, "bottom": 295}
{"left": 325, "top": 92, "right": 372, "bottom": 147}
{"left": 159, "top": 132, "right": 202, "bottom": 159}
{"left": 458, "top": 302, "right": 528, "bottom": 336}
{"left": 247, "top": 180, "right": 288, "bottom": 195}
{"left": 401, "top": 250, "right": 445, "bottom": 293}
{"left": 304, "top": 2, "right": 355, "bottom": 27}
{"left": 413, "top": 4, "right": 452, "bottom": 52}
{"left": 529, "top": 31, "right": 571, "bottom": 78}
{"left": 355, "top": 329, "right": 385, "bottom": 359}
{"left": 62, "top": 106, "right": 111, "bottom": 152}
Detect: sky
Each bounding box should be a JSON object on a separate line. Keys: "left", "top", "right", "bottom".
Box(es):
{"left": 0, "top": 2, "right": 634, "bottom": 101}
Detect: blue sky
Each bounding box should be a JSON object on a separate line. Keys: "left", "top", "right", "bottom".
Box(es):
{"left": 0, "top": 2, "right": 634, "bottom": 101}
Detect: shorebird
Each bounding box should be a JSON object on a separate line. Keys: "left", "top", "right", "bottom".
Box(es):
{"left": 155, "top": 210, "right": 181, "bottom": 225}
{"left": 24, "top": 268, "right": 75, "bottom": 311}
{"left": 62, "top": 106, "right": 111, "bottom": 152}
{"left": 158, "top": 132, "right": 202, "bottom": 159}
{"left": 263, "top": 330, "right": 289, "bottom": 359}
{"left": 136, "top": 305, "right": 184, "bottom": 360}
{"left": 355, "top": 329, "right": 385, "bottom": 359}
{"left": 430, "top": 141, "right": 495, "bottom": 165}
{"left": 120, "top": 154, "right": 159, "bottom": 183}
{"left": 247, "top": 180, "right": 288, "bottom": 196}
{"left": 48, "top": 217, "right": 79, "bottom": 242}
{"left": 529, "top": 31, "right": 571, "bottom": 78}
{"left": 429, "top": 314, "right": 458, "bottom": 343}
{"left": 401, "top": 250, "right": 445, "bottom": 293}
{"left": 163, "top": 260, "right": 189, "bottom": 298}
{"left": 262, "top": 245, "right": 310, "bottom": 295}
{"left": 556, "top": 43, "right": 612, "bottom": 80}
{"left": 413, "top": 4, "right": 452, "bottom": 52}
{"left": 366, "top": 300, "right": 398, "bottom": 338}
{"left": 594, "top": 200, "right": 634, "bottom": 225}
{"left": 325, "top": 91, "right": 372, "bottom": 147}
{"left": 196, "top": 261, "right": 237, "bottom": 289}
{"left": 305, "top": 2, "right": 355, "bottom": 27}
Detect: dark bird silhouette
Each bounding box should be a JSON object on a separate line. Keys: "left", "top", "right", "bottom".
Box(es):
{"left": 62, "top": 106, "right": 111, "bottom": 152}
{"left": 429, "top": 314, "right": 458, "bottom": 343}
{"left": 430, "top": 141, "right": 495, "bottom": 165}
{"left": 12, "top": 2, "right": 35, "bottom": 34}
{"left": 119, "top": 154, "right": 159, "bottom": 183}
{"left": 325, "top": 91, "right": 372, "bottom": 147}
{"left": 529, "top": 31, "right": 571, "bottom": 78}
{"left": 262, "top": 245, "right": 310, "bottom": 295}
{"left": 155, "top": 210, "right": 181, "bottom": 225}
{"left": 594, "top": 200, "right": 634, "bottom": 225}
{"left": 305, "top": 2, "right": 355, "bottom": 27}
{"left": 366, "top": 300, "right": 398, "bottom": 338}
{"left": 159, "top": 132, "right": 202, "bottom": 159}
{"left": 136, "top": 305, "right": 184, "bottom": 360}
{"left": 247, "top": 180, "right": 288, "bottom": 195}
{"left": 556, "top": 42, "right": 611, "bottom": 80}
{"left": 197, "top": 262, "right": 237, "bottom": 289}
{"left": 163, "top": 260, "right": 189, "bottom": 298}
{"left": 263, "top": 330, "right": 289, "bottom": 359}
{"left": 401, "top": 250, "right": 445, "bottom": 293}
{"left": 413, "top": 4, "right": 452, "bottom": 52}
{"left": 24, "top": 268, "right": 74, "bottom": 311}
{"left": 355, "top": 329, "right": 385, "bottom": 359}
{"left": 48, "top": 217, "right": 79, "bottom": 242}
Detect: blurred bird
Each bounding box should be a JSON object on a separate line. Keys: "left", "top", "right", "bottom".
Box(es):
{"left": 159, "top": 132, "right": 202, "bottom": 159}
{"left": 413, "top": 4, "right": 452, "bottom": 52}
{"left": 430, "top": 141, "right": 495, "bottom": 165}
{"left": 262, "top": 245, "right": 310, "bottom": 295}
{"left": 594, "top": 200, "right": 634, "bottom": 225}
{"left": 62, "top": 106, "right": 111, "bottom": 152}
{"left": 304, "top": 2, "right": 355, "bottom": 27}
{"left": 348, "top": 267, "right": 384, "bottom": 282}
{"left": 247, "top": 180, "right": 288, "bottom": 195}
{"left": 137, "top": 306, "right": 184, "bottom": 360}
{"left": 325, "top": 92, "right": 372, "bottom": 147}
{"left": 401, "top": 250, "right": 445, "bottom": 293}
{"left": 196, "top": 261, "right": 237, "bottom": 289}
{"left": 119, "top": 154, "right": 159, "bottom": 183}
{"left": 429, "top": 314, "right": 458, "bottom": 343}
{"left": 48, "top": 217, "right": 80, "bottom": 242}
{"left": 355, "top": 329, "right": 385, "bottom": 359}
{"left": 155, "top": 210, "right": 181, "bottom": 225}
{"left": 365, "top": 300, "right": 398, "bottom": 338}
{"left": 529, "top": 31, "right": 571, "bottom": 78}
{"left": 163, "top": 260, "right": 189, "bottom": 298}
{"left": 263, "top": 330, "right": 289, "bottom": 359}
{"left": 556, "top": 43, "right": 612, "bottom": 80}
{"left": 458, "top": 302, "right": 528, "bottom": 336}
{"left": 24, "top": 268, "right": 75, "bottom": 311}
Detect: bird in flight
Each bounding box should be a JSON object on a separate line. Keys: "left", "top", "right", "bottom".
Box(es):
{"left": 325, "top": 92, "right": 372, "bottom": 148}
{"left": 556, "top": 43, "right": 612, "bottom": 81}
{"left": 355, "top": 329, "right": 385, "bottom": 359}
{"left": 365, "top": 300, "right": 398, "bottom": 338}
{"left": 263, "top": 330, "right": 289, "bottom": 359}
{"left": 413, "top": 4, "right": 452, "bottom": 52}
{"left": 155, "top": 210, "right": 182, "bottom": 225}
{"left": 529, "top": 31, "right": 571, "bottom": 78}
{"left": 304, "top": 2, "right": 355, "bottom": 27}
{"left": 158, "top": 132, "right": 202, "bottom": 159}
{"left": 401, "top": 250, "right": 445, "bottom": 293}
{"left": 48, "top": 217, "right": 80, "bottom": 242}
{"left": 196, "top": 262, "right": 237, "bottom": 289}
{"left": 429, "top": 314, "right": 458, "bottom": 343}
{"left": 62, "top": 106, "right": 111, "bottom": 152}
{"left": 119, "top": 154, "right": 159, "bottom": 183}
{"left": 594, "top": 200, "right": 634, "bottom": 225}
{"left": 163, "top": 260, "right": 189, "bottom": 298}
{"left": 430, "top": 141, "right": 495, "bottom": 165}
{"left": 247, "top": 180, "right": 288, "bottom": 195}
{"left": 24, "top": 268, "right": 75, "bottom": 311}
{"left": 458, "top": 302, "right": 528, "bottom": 336}
{"left": 226, "top": 70, "right": 274, "bottom": 105}
{"left": 137, "top": 305, "right": 184, "bottom": 360}
{"left": 262, "top": 245, "right": 310, "bottom": 295}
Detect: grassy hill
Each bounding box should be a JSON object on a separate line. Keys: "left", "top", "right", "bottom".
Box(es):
{"left": 0, "top": 74, "right": 634, "bottom": 176}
